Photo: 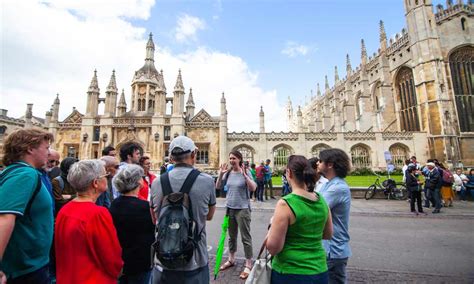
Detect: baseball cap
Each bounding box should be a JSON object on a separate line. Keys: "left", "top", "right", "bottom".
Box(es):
{"left": 169, "top": 136, "right": 197, "bottom": 155}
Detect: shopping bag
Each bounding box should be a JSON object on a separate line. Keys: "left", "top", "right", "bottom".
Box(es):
{"left": 245, "top": 238, "right": 271, "bottom": 284}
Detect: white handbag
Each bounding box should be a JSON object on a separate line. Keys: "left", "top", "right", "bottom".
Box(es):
{"left": 245, "top": 239, "right": 272, "bottom": 284}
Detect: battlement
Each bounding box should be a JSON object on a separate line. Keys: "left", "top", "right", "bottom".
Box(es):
{"left": 387, "top": 29, "right": 409, "bottom": 55}
{"left": 435, "top": 1, "right": 473, "bottom": 24}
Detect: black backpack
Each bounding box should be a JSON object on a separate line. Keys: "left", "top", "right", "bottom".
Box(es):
{"left": 0, "top": 163, "right": 42, "bottom": 221}
{"left": 153, "top": 169, "right": 201, "bottom": 269}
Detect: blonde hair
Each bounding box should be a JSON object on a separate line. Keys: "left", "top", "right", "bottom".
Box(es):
{"left": 3, "top": 128, "right": 54, "bottom": 166}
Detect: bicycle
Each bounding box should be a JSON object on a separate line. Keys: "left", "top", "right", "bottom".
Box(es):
{"left": 364, "top": 173, "right": 407, "bottom": 200}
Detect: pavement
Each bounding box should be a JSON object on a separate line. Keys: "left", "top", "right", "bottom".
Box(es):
{"left": 215, "top": 196, "right": 474, "bottom": 218}
{"left": 208, "top": 197, "right": 474, "bottom": 283}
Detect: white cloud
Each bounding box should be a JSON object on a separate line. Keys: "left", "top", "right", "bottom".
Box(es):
{"left": 1, "top": 0, "right": 285, "bottom": 132}
{"left": 281, "top": 41, "right": 310, "bottom": 58}
{"left": 175, "top": 14, "right": 206, "bottom": 43}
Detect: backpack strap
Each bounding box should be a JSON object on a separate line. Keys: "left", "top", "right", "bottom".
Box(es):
{"left": 160, "top": 172, "right": 173, "bottom": 197}
{"left": 179, "top": 169, "right": 201, "bottom": 194}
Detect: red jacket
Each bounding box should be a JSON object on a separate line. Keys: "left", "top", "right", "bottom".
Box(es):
{"left": 138, "top": 172, "right": 156, "bottom": 201}
{"left": 55, "top": 201, "right": 123, "bottom": 284}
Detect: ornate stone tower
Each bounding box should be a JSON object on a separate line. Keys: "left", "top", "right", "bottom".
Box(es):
{"left": 85, "top": 70, "right": 100, "bottom": 117}
{"left": 104, "top": 70, "right": 118, "bottom": 117}
{"left": 259, "top": 106, "right": 265, "bottom": 133}
{"left": 186, "top": 88, "right": 195, "bottom": 120}
{"left": 403, "top": 0, "right": 458, "bottom": 160}
{"left": 219, "top": 92, "right": 228, "bottom": 165}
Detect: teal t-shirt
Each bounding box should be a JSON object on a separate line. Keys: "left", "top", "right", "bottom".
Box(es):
{"left": 0, "top": 162, "right": 54, "bottom": 278}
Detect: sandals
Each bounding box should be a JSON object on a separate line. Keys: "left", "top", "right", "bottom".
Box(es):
{"left": 239, "top": 266, "right": 252, "bottom": 280}
{"left": 219, "top": 260, "right": 235, "bottom": 271}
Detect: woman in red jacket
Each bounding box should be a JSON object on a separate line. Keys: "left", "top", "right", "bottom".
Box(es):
{"left": 55, "top": 159, "right": 123, "bottom": 284}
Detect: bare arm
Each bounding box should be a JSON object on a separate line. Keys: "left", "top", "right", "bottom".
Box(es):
{"left": 0, "top": 214, "right": 16, "bottom": 260}
{"left": 322, "top": 206, "right": 333, "bottom": 240}
{"left": 207, "top": 205, "right": 216, "bottom": 221}
{"left": 215, "top": 163, "right": 228, "bottom": 189}
{"left": 266, "top": 199, "right": 292, "bottom": 256}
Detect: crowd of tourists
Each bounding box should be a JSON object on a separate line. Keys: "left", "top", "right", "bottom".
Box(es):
{"left": 2, "top": 127, "right": 473, "bottom": 284}
{"left": 402, "top": 156, "right": 474, "bottom": 214}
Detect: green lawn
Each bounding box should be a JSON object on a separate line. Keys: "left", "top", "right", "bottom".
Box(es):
{"left": 271, "top": 175, "right": 403, "bottom": 188}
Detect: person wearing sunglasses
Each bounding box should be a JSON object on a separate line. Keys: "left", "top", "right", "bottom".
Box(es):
{"left": 97, "top": 156, "right": 120, "bottom": 207}
{"left": 46, "top": 149, "right": 61, "bottom": 180}
{"left": 55, "top": 160, "right": 123, "bottom": 284}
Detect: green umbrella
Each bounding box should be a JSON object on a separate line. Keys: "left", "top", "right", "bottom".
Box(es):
{"left": 213, "top": 214, "right": 230, "bottom": 280}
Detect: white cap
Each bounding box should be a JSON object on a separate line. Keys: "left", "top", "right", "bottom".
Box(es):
{"left": 426, "top": 162, "right": 436, "bottom": 167}
{"left": 169, "top": 136, "right": 197, "bottom": 155}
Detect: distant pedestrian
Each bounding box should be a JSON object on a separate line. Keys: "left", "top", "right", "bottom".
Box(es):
{"left": 96, "top": 156, "right": 120, "bottom": 207}
{"left": 308, "top": 157, "right": 328, "bottom": 193}
{"left": 405, "top": 164, "right": 424, "bottom": 214}
{"left": 438, "top": 163, "right": 454, "bottom": 207}
{"left": 264, "top": 159, "right": 275, "bottom": 199}
{"left": 0, "top": 128, "right": 54, "bottom": 284}
{"left": 55, "top": 160, "right": 123, "bottom": 283}
{"left": 255, "top": 161, "right": 267, "bottom": 202}
{"left": 138, "top": 156, "right": 156, "bottom": 201}
{"left": 317, "top": 148, "right": 352, "bottom": 284}
{"left": 453, "top": 168, "right": 468, "bottom": 201}
{"left": 267, "top": 155, "right": 333, "bottom": 284}
{"left": 424, "top": 162, "right": 442, "bottom": 213}
{"left": 110, "top": 165, "right": 155, "bottom": 284}
{"left": 466, "top": 169, "right": 474, "bottom": 199}
{"left": 216, "top": 150, "right": 257, "bottom": 280}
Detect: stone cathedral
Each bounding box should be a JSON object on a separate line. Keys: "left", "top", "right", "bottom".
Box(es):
{"left": 1, "top": 0, "right": 473, "bottom": 171}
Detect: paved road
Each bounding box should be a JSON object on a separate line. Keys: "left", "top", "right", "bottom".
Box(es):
{"left": 206, "top": 204, "right": 474, "bottom": 283}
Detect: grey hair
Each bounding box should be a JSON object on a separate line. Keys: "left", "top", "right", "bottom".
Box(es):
{"left": 113, "top": 164, "right": 144, "bottom": 194}
{"left": 100, "top": 155, "right": 118, "bottom": 167}
{"left": 67, "top": 159, "right": 106, "bottom": 193}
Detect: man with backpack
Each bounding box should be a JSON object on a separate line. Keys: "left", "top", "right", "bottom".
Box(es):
{"left": 150, "top": 136, "right": 216, "bottom": 284}
{"left": 0, "top": 128, "right": 54, "bottom": 283}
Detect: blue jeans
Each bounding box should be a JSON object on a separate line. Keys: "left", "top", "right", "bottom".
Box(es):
{"left": 271, "top": 270, "right": 328, "bottom": 284}
{"left": 119, "top": 270, "right": 152, "bottom": 284}
{"left": 458, "top": 187, "right": 466, "bottom": 201}
{"left": 429, "top": 188, "right": 442, "bottom": 210}
{"left": 327, "top": 257, "right": 348, "bottom": 284}
{"left": 256, "top": 180, "right": 265, "bottom": 201}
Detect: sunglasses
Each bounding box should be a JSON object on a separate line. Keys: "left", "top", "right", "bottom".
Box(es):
{"left": 48, "top": 160, "right": 59, "bottom": 165}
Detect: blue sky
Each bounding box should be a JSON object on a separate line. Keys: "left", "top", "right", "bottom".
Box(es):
{"left": 1, "top": 0, "right": 446, "bottom": 131}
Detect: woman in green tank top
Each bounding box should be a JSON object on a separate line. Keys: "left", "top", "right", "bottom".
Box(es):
{"left": 267, "top": 155, "right": 333, "bottom": 284}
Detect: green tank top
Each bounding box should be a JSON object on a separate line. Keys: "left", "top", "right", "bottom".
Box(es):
{"left": 271, "top": 192, "right": 328, "bottom": 275}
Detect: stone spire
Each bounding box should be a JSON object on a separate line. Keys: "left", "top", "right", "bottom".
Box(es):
{"left": 259, "top": 106, "right": 265, "bottom": 133}
{"left": 186, "top": 88, "right": 195, "bottom": 119}
{"left": 379, "top": 20, "right": 387, "bottom": 51}
{"left": 346, "top": 54, "right": 352, "bottom": 75}
{"left": 325, "top": 75, "right": 330, "bottom": 91}
{"left": 117, "top": 89, "right": 127, "bottom": 116}
{"left": 106, "top": 70, "right": 118, "bottom": 92}
{"left": 361, "top": 39, "right": 367, "bottom": 65}
{"left": 174, "top": 69, "right": 185, "bottom": 92}
{"left": 317, "top": 83, "right": 321, "bottom": 96}
{"left": 297, "top": 105, "right": 303, "bottom": 132}
{"left": 52, "top": 94, "right": 60, "bottom": 122}
{"left": 146, "top": 32, "right": 155, "bottom": 63}
{"left": 220, "top": 92, "right": 227, "bottom": 118}
{"left": 334, "top": 66, "right": 339, "bottom": 83}
{"left": 88, "top": 69, "right": 100, "bottom": 93}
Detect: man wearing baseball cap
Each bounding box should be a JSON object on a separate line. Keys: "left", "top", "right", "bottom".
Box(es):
{"left": 424, "top": 161, "right": 442, "bottom": 213}
{"left": 149, "top": 136, "right": 216, "bottom": 283}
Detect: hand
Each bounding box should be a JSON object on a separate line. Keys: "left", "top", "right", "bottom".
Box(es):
{"left": 0, "top": 271, "right": 6, "bottom": 284}
{"left": 240, "top": 167, "right": 248, "bottom": 177}
{"left": 219, "top": 163, "right": 228, "bottom": 176}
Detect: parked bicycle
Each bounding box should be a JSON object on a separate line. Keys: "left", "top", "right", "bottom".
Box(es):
{"left": 365, "top": 173, "right": 407, "bottom": 200}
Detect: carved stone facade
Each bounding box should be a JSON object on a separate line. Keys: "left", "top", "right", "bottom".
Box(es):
{"left": 287, "top": 0, "right": 473, "bottom": 167}
{"left": 1, "top": 1, "right": 472, "bottom": 171}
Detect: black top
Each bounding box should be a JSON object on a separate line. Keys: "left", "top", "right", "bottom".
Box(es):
{"left": 110, "top": 196, "right": 155, "bottom": 275}
{"left": 405, "top": 171, "right": 419, "bottom": 190}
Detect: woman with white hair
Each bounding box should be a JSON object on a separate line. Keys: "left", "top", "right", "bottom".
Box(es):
{"left": 110, "top": 164, "right": 155, "bottom": 284}
{"left": 55, "top": 160, "right": 123, "bottom": 284}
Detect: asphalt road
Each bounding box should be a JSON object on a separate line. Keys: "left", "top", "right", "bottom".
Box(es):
{"left": 205, "top": 207, "right": 474, "bottom": 280}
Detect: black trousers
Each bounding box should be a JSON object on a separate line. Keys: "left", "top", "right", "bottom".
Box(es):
{"left": 410, "top": 190, "right": 423, "bottom": 212}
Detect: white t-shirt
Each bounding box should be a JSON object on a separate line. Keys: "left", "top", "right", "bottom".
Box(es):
{"left": 316, "top": 176, "right": 329, "bottom": 193}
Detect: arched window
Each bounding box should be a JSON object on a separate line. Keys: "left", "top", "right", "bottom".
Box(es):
{"left": 396, "top": 67, "right": 420, "bottom": 131}
{"left": 272, "top": 145, "right": 293, "bottom": 170}
{"left": 311, "top": 144, "right": 330, "bottom": 158}
{"left": 449, "top": 46, "right": 474, "bottom": 132}
{"left": 195, "top": 144, "right": 209, "bottom": 165}
{"left": 233, "top": 145, "right": 255, "bottom": 164}
{"left": 389, "top": 144, "right": 409, "bottom": 168}
{"left": 461, "top": 18, "right": 466, "bottom": 31}
{"left": 350, "top": 144, "right": 371, "bottom": 169}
